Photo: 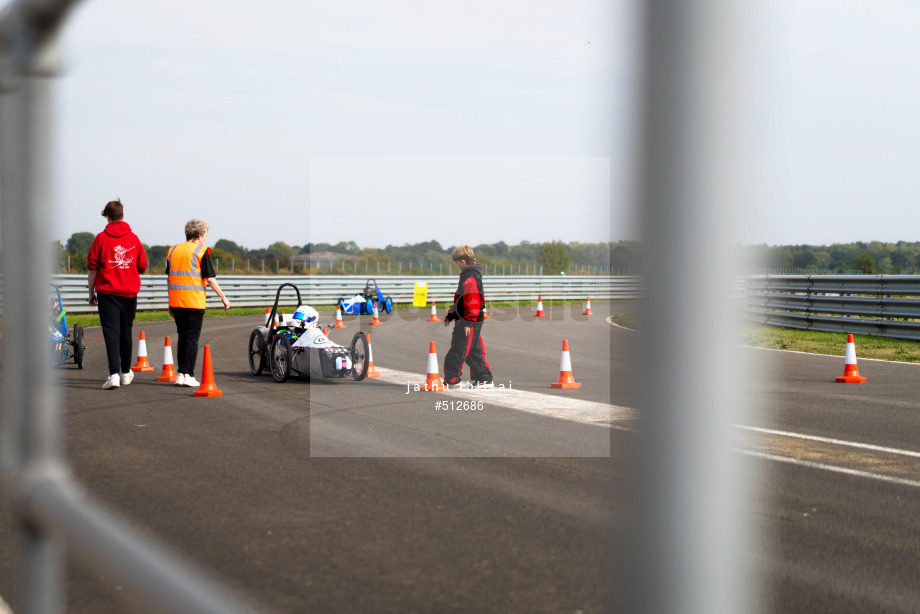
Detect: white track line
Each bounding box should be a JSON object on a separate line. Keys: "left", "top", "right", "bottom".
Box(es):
{"left": 737, "top": 425, "right": 920, "bottom": 460}
{"left": 0, "top": 595, "right": 12, "bottom": 614}
{"left": 736, "top": 449, "right": 920, "bottom": 490}
{"left": 373, "top": 367, "right": 635, "bottom": 426}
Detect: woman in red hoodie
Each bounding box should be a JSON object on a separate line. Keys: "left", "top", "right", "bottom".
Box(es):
{"left": 87, "top": 199, "right": 148, "bottom": 389}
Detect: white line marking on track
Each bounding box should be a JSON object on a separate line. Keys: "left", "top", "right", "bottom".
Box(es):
{"left": 374, "top": 367, "right": 635, "bottom": 426}
{"left": 0, "top": 594, "right": 12, "bottom": 614}
{"left": 735, "top": 449, "right": 920, "bottom": 490}
{"left": 736, "top": 425, "right": 920, "bottom": 460}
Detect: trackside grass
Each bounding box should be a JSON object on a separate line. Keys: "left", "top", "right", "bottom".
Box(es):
{"left": 740, "top": 325, "right": 920, "bottom": 363}
{"left": 67, "top": 299, "right": 617, "bottom": 330}
{"left": 609, "top": 312, "right": 920, "bottom": 364}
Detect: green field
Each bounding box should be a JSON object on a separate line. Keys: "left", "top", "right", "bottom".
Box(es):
{"left": 609, "top": 312, "right": 920, "bottom": 363}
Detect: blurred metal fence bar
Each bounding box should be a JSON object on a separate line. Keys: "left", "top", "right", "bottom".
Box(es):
{"left": 745, "top": 274, "right": 920, "bottom": 340}
{"left": 635, "top": 1, "right": 753, "bottom": 613}
{"left": 0, "top": 2, "right": 268, "bottom": 613}
{"left": 40, "top": 274, "right": 640, "bottom": 313}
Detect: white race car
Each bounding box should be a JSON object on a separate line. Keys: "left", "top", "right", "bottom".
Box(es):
{"left": 248, "top": 284, "right": 369, "bottom": 383}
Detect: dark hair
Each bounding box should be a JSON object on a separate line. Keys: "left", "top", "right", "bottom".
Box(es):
{"left": 101, "top": 199, "right": 124, "bottom": 221}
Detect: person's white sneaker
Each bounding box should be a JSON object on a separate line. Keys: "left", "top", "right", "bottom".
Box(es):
{"left": 102, "top": 374, "right": 120, "bottom": 390}
{"left": 182, "top": 375, "right": 200, "bottom": 388}
{"left": 120, "top": 371, "right": 135, "bottom": 386}
{"left": 175, "top": 373, "right": 186, "bottom": 386}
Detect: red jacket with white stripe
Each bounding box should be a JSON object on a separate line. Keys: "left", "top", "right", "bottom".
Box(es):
{"left": 451, "top": 263, "right": 485, "bottom": 322}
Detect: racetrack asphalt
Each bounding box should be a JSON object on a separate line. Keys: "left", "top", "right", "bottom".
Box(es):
{"left": 0, "top": 302, "right": 636, "bottom": 613}
{"left": 7, "top": 302, "right": 920, "bottom": 612}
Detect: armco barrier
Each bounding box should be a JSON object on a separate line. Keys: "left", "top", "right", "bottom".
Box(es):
{"left": 50, "top": 274, "right": 641, "bottom": 313}
{"left": 744, "top": 274, "right": 920, "bottom": 341}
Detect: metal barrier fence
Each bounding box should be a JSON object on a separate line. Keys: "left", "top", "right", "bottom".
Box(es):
{"left": 744, "top": 275, "right": 920, "bottom": 340}
{"left": 50, "top": 274, "right": 641, "bottom": 314}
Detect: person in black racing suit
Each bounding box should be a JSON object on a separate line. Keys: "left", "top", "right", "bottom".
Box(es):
{"left": 443, "top": 244, "right": 493, "bottom": 389}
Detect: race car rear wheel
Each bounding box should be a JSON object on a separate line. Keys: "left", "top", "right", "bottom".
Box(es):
{"left": 337, "top": 297, "right": 345, "bottom": 314}
{"left": 350, "top": 332, "right": 369, "bottom": 381}
{"left": 270, "top": 334, "right": 292, "bottom": 383}
{"left": 365, "top": 298, "right": 374, "bottom": 315}
{"left": 248, "top": 329, "right": 266, "bottom": 375}
{"left": 72, "top": 324, "right": 84, "bottom": 369}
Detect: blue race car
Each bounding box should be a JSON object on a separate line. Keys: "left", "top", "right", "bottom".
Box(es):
{"left": 50, "top": 284, "right": 85, "bottom": 369}
{"left": 337, "top": 278, "right": 393, "bottom": 315}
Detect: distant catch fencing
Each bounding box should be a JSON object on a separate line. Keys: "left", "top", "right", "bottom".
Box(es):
{"left": 744, "top": 275, "right": 920, "bottom": 341}
{"left": 52, "top": 274, "right": 642, "bottom": 314}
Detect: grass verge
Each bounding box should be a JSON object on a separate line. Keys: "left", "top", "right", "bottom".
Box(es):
{"left": 609, "top": 312, "right": 920, "bottom": 364}
{"left": 740, "top": 325, "right": 920, "bottom": 363}
{"left": 67, "top": 299, "right": 609, "bottom": 329}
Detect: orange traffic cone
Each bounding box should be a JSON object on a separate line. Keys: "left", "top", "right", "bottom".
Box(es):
{"left": 366, "top": 334, "right": 381, "bottom": 378}
{"left": 483, "top": 305, "right": 490, "bottom": 319}
{"left": 582, "top": 297, "right": 594, "bottom": 316}
{"left": 369, "top": 303, "right": 382, "bottom": 325}
{"left": 534, "top": 296, "right": 546, "bottom": 318}
{"left": 422, "top": 342, "right": 444, "bottom": 391}
{"left": 194, "top": 345, "right": 223, "bottom": 397}
{"left": 156, "top": 337, "right": 178, "bottom": 382}
{"left": 264, "top": 307, "right": 271, "bottom": 325}
{"left": 322, "top": 328, "right": 328, "bottom": 336}
{"left": 131, "top": 331, "right": 155, "bottom": 372}
{"left": 428, "top": 301, "right": 440, "bottom": 322}
{"left": 333, "top": 307, "right": 346, "bottom": 328}
{"left": 835, "top": 334, "right": 867, "bottom": 383}
{"left": 551, "top": 340, "right": 581, "bottom": 389}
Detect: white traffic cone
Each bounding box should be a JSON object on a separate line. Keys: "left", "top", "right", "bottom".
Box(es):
{"left": 835, "top": 334, "right": 867, "bottom": 383}
{"left": 130, "top": 330, "right": 155, "bottom": 372}
{"left": 366, "top": 334, "right": 380, "bottom": 378}
{"left": 156, "top": 337, "right": 178, "bottom": 382}
{"left": 422, "top": 342, "right": 444, "bottom": 391}
{"left": 369, "top": 303, "right": 382, "bottom": 325}
{"left": 550, "top": 340, "right": 581, "bottom": 389}
{"left": 534, "top": 296, "right": 546, "bottom": 318}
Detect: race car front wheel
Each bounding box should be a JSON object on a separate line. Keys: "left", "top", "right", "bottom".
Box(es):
{"left": 384, "top": 296, "right": 393, "bottom": 314}
{"left": 270, "top": 335, "right": 292, "bottom": 383}
{"left": 248, "top": 329, "right": 266, "bottom": 375}
{"left": 350, "top": 332, "right": 369, "bottom": 381}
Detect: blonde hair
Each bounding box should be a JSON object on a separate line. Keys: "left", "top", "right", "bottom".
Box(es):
{"left": 451, "top": 244, "right": 476, "bottom": 264}
{"left": 184, "top": 219, "right": 209, "bottom": 241}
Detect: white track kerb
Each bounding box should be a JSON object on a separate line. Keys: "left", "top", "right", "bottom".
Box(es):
{"left": 377, "top": 367, "right": 632, "bottom": 426}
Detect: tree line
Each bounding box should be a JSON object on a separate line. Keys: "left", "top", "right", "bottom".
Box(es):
{"left": 58, "top": 235, "right": 920, "bottom": 276}
{"left": 53, "top": 236, "right": 640, "bottom": 276}
{"left": 741, "top": 241, "right": 920, "bottom": 274}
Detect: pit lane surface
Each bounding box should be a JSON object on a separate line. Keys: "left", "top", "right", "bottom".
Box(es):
{"left": 0, "top": 303, "right": 636, "bottom": 613}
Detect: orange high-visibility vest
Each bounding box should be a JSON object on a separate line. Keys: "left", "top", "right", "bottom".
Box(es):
{"left": 167, "top": 241, "right": 208, "bottom": 309}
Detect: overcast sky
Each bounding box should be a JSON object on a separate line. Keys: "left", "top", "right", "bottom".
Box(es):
{"left": 48, "top": 0, "right": 920, "bottom": 251}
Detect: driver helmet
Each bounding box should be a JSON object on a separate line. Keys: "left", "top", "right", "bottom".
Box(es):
{"left": 292, "top": 305, "right": 319, "bottom": 328}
